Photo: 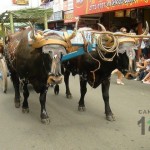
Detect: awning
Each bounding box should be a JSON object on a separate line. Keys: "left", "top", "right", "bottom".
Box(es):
{"left": 74, "top": 0, "right": 150, "bottom": 16}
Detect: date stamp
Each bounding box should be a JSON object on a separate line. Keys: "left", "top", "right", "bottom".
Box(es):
{"left": 137, "top": 110, "right": 150, "bottom": 135}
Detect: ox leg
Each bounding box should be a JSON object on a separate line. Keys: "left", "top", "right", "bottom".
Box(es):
{"left": 101, "top": 78, "right": 115, "bottom": 121}
{"left": 11, "top": 72, "right": 21, "bottom": 108}
{"left": 54, "top": 84, "right": 59, "bottom": 95}
{"left": 39, "top": 87, "right": 50, "bottom": 124}
{"left": 64, "top": 70, "right": 72, "bottom": 98}
{"left": 78, "top": 76, "right": 87, "bottom": 111}
{"left": 22, "top": 80, "right": 29, "bottom": 113}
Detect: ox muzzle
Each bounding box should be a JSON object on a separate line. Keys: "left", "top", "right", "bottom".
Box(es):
{"left": 47, "top": 54, "right": 63, "bottom": 85}
{"left": 42, "top": 45, "right": 66, "bottom": 85}
{"left": 47, "top": 74, "right": 63, "bottom": 85}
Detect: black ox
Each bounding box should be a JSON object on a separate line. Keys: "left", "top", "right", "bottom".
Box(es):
{"left": 59, "top": 23, "right": 150, "bottom": 121}
{"left": 5, "top": 25, "right": 75, "bottom": 123}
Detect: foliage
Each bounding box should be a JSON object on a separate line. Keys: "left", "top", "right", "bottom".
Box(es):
{"left": 0, "top": 7, "right": 53, "bottom": 23}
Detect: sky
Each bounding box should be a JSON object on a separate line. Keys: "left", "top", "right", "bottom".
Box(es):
{"left": 0, "top": 1, "right": 12, "bottom": 14}
{"left": 0, "top": 0, "right": 40, "bottom": 14}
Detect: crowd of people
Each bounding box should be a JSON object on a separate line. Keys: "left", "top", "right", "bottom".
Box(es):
{"left": 134, "top": 55, "right": 150, "bottom": 84}
{"left": 111, "top": 26, "right": 150, "bottom": 85}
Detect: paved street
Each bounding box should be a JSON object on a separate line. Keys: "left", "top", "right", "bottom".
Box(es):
{"left": 0, "top": 75, "right": 150, "bottom": 150}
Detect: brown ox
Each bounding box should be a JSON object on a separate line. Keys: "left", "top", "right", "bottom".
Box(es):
{"left": 4, "top": 24, "right": 77, "bottom": 123}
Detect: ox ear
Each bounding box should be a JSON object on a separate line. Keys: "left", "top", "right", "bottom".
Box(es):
{"left": 97, "top": 23, "right": 106, "bottom": 31}
{"left": 28, "top": 21, "right": 36, "bottom": 40}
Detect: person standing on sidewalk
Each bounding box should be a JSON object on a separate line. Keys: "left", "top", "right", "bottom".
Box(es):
{"left": 111, "top": 27, "right": 128, "bottom": 85}
{"left": 111, "top": 69, "right": 125, "bottom": 85}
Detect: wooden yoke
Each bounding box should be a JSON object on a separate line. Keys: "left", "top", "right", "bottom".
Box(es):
{"left": 31, "top": 26, "right": 84, "bottom": 56}
{"left": 31, "top": 31, "right": 80, "bottom": 53}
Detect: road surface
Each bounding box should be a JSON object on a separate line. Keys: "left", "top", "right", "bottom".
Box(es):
{"left": 0, "top": 75, "right": 149, "bottom": 150}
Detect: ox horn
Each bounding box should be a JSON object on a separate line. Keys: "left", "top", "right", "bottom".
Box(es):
{"left": 97, "top": 24, "right": 113, "bottom": 45}
{"left": 28, "top": 21, "right": 36, "bottom": 40}
{"left": 141, "top": 21, "right": 149, "bottom": 35}
{"left": 67, "top": 18, "right": 79, "bottom": 40}
{"left": 97, "top": 23, "right": 106, "bottom": 31}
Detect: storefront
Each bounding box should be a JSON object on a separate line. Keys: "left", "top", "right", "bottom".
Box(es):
{"left": 63, "top": 0, "right": 76, "bottom": 29}
{"left": 74, "top": 0, "right": 150, "bottom": 58}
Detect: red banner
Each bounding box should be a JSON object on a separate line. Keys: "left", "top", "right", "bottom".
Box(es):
{"left": 74, "top": 0, "right": 150, "bottom": 16}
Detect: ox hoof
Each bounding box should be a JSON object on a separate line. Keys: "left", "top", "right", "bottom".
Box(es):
{"left": 54, "top": 90, "right": 59, "bottom": 95}
{"left": 66, "top": 94, "right": 72, "bottom": 99}
{"left": 54, "top": 85, "right": 59, "bottom": 95}
{"left": 41, "top": 113, "right": 50, "bottom": 124}
{"left": 3, "top": 89, "right": 7, "bottom": 93}
{"left": 22, "top": 108, "right": 29, "bottom": 113}
{"left": 106, "top": 114, "right": 116, "bottom": 121}
{"left": 78, "top": 106, "right": 86, "bottom": 111}
{"left": 15, "top": 102, "right": 20, "bottom": 108}
{"left": 54, "top": 92, "right": 59, "bottom": 95}
{"left": 41, "top": 118, "right": 50, "bottom": 124}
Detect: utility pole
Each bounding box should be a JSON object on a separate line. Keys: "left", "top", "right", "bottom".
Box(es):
{"left": 9, "top": 12, "right": 14, "bottom": 33}
{"left": 44, "top": 12, "right": 48, "bottom": 29}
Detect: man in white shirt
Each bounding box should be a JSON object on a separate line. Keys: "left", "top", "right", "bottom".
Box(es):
{"left": 140, "top": 29, "right": 150, "bottom": 58}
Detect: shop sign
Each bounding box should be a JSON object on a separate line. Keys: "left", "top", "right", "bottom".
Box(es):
{"left": 53, "top": 0, "right": 64, "bottom": 12}
{"left": 12, "top": 0, "right": 29, "bottom": 5}
{"left": 54, "top": 11, "right": 63, "bottom": 21}
{"left": 64, "top": 9, "right": 76, "bottom": 23}
{"left": 74, "top": 0, "right": 150, "bottom": 16}
{"left": 115, "top": 10, "right": 124, "bottom": 17}
{"left": 125, "top": 9, "right": 131, "bottom": 17}
{"left": 63, "top": 0, "right": 73, "bottom": 11}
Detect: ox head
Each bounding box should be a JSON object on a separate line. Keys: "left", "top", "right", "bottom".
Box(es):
{"left": 29, "top": 21, "right": 79, "bottom": 86}
{"left": 30, "top": 34, "right": 66, "bottom": 85}
{"left": 42, "top": 44, "right": 66, "bottom": 85}
{"left": 114, "top": 22, "right": 149, "bottom": 76}
{"left": 116, "top": 42, "right": 136, "bottom": 75}
{"left": 89, "top": 22, "right": 150, "bottom": 76}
